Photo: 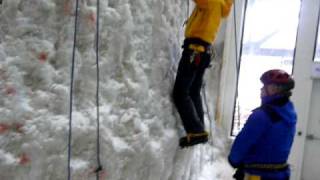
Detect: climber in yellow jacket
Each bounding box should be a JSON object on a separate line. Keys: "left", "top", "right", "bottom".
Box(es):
{"left": 173, "top": 0, "right": 233, "bottom": 148}
{"left": 185, "top": 0, "right": 233, "bottom": 45}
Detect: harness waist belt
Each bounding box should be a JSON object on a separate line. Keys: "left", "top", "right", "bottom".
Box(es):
{"left": 183, "top": 38, "right": 212, "bottom": 53}
{"left": 244, "top": 163, "right": 289, "bottom": 171}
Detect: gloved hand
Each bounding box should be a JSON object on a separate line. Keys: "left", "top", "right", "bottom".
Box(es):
{"left": 233, "top": 168, "right": 245, "bottom": 180}
{"left": 228, "top": 156, "right": 245, "bottom": 180}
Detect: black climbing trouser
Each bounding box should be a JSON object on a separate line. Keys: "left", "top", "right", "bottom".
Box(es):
{"left": 173, "top": 47, "right": 211, "bottom": 134}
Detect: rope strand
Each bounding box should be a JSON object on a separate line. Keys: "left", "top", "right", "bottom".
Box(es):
{"left": 95, "top": 0, "right": 103, "bottom": 179}
{"left": 231, "top": 0, "right": 249, "bottom": 135}
{"left": 68, "top": 0, "right": 80, "bottom": 179}
{"left": 233, "top": 0, "right": 241, "bottom": 133}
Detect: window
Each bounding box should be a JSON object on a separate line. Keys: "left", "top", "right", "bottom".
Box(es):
{"left": 231, "top": 0, "right": 301, "bottom": 136}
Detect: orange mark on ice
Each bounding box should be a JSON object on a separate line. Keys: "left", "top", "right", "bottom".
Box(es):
{"left": 86, "top": 167, "right": 108, "bottom": 179}
{"left": 88, "top": 12, "right": 96, "bottom": 23}
{"left": 0, "top": 123, "right": 10, "bottom": 134}
{"left": 19, "top": 153, "right": 31, "bottom": 165}
{"left": 5, "top": 85, "right": 16, "bottom": 96}
{"left": 99, "top": 170, "right": 108, "bottom": 179}
{"left": 38, "top": 52, "right": 48, "bottom": 63}
{"left": 12, "top": 123, "right": 24, "bottom": 134}
{"left": 63, "top": 0, "right": 72, "bottom": 15}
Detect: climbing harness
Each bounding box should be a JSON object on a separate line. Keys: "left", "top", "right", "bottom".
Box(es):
{"left": 244, "top": 174, "right": 261, "bottom": 180}
{"left": 68, "top": 0, "right": 103, "bottom": 179}
{"left": 233, "top": 163, "right": 289, "bottom": 180}
{"left": 244, "top": 163, "right": 289, "bottom": 171}
{"left": 189, "top": 51, "right": 201, "bottom": 65}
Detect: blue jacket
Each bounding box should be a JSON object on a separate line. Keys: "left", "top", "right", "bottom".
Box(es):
{"left": 228, "top": 95, "right": 297, "bottom": 179}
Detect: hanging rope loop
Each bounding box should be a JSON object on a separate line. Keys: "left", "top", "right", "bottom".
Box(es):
{"left": 68, "top": 0, "right": 102, "bottom": 179}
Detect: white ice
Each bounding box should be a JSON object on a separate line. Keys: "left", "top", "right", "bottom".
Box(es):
{"left": 0, "top": 0, "right": 233, "bottom": 179}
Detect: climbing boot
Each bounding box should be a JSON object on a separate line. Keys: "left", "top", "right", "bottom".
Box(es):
{"left": 179, "top": 131, "right": 208, "bottom": 148}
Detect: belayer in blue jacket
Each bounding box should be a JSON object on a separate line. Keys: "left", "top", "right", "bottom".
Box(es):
{"left": 228, "top": 69, "right": 297, "bottom": 180}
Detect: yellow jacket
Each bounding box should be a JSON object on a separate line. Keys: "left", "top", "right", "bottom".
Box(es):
{"left": 185, "top": 0, "right": 233, "bottom": 44}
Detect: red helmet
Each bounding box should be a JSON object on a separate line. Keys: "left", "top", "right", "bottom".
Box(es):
{"left": 260, "top": 69, "right": 295, "bottom": 90}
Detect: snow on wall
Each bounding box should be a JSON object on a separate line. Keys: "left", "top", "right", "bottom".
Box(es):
{"left": 0, "top": 0, "right": 233, "bottom": 179}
